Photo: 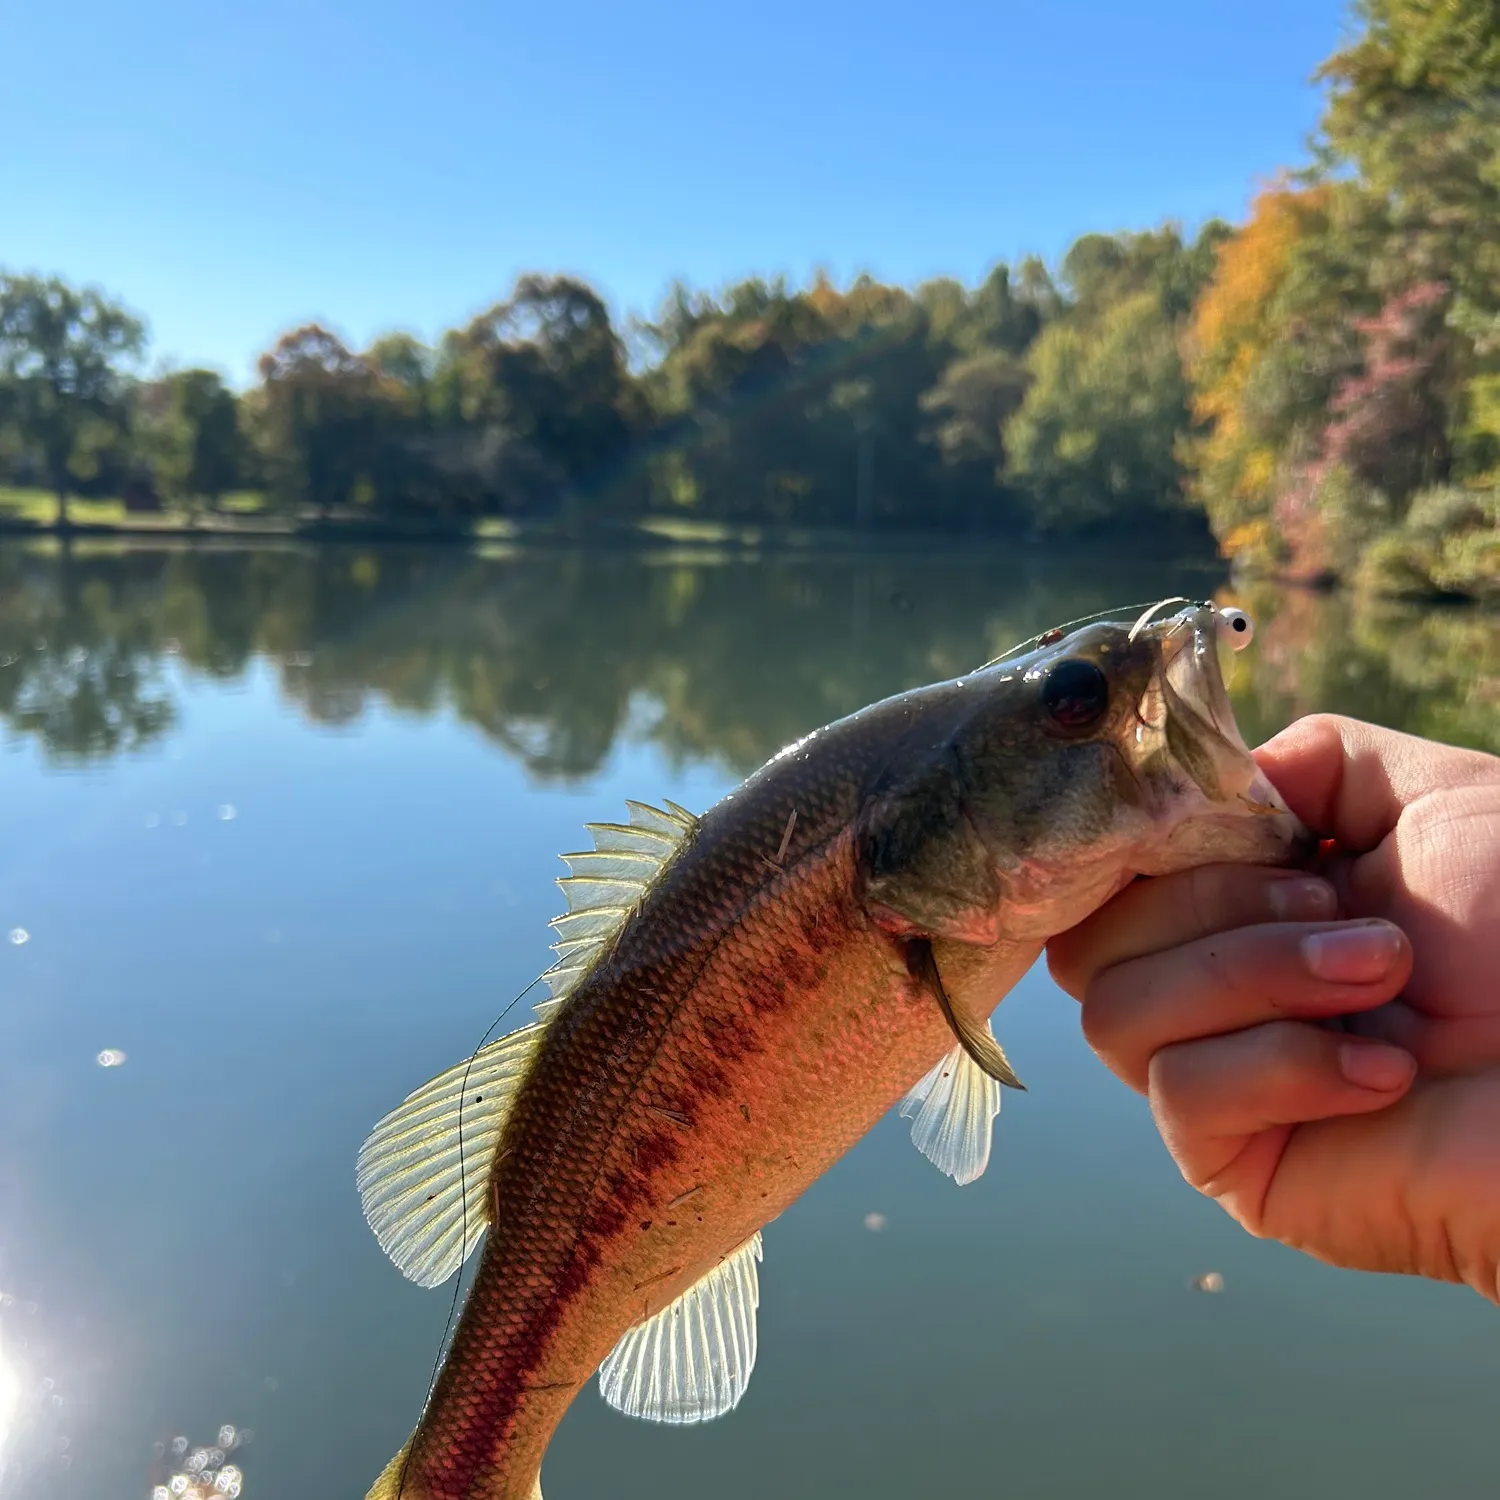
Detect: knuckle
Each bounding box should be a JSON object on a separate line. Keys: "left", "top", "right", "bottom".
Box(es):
{"left": 1145, "top": 1038, "right": 1194, "bottom": 1103}
{"left": 1182, "top": 864, "right": 1224, "bottom": 936}
{"left": 1044, "top": 938, "right": 1088, "bottom": 999}
{"left": 1077, "top": 985, "right": 1113, "bottom": 1052}
{"left": 1182, "top": 864, "right": 1264, "bottom": 942}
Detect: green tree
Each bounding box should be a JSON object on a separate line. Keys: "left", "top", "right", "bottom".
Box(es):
{"left": 137, "top": 369, "right": 243, "bottom": 514}
{"left": 252, "top": 325, "right": 386, "bottom": 517}
{"left": 0, "top": 274, "right": 145, "bottom": 528}
{"left": 436, "top": 276, "right": 639, "bottom": 516}
{"left": 1004, "top": 289, "right": 1191, "bottom": 529}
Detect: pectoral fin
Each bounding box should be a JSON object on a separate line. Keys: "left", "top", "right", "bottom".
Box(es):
{"left": 905, "top": 937, "right": 1025, "bottom": 1091}
{"left": 900, "top": 1043, "right": 1003, "bottom": 1185}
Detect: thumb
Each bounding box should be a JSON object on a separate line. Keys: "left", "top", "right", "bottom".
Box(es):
{"left": 1254, "top": 715, "right": 1492, "bottom": 856}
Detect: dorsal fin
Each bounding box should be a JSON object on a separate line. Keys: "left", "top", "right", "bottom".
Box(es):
{"left": 356, "top": 798, "right": 699, "bottom": 1283}
{"left": 899, "top": 1041, "right": 1003, "bottom": 1186}
{"left": 598, "top": 1232, "right": 763, "bottom": 1424}
{"left": 539, "top": 798, "right": 698, "bottom": 1014}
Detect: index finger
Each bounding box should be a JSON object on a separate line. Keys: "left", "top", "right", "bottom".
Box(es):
{"left": 1047, "top": 864, "right": 1338, "bottom": 1001}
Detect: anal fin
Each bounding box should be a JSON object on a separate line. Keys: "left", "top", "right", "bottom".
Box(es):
{"left": 598, "top": 1232, "right": 763, "bottom": 1424}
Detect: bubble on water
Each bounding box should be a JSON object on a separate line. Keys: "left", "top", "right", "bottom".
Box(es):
{"left": 96, "top": 1048, "right": 127, "bottom": 1068}
{"left": 216, "top": 805, "right": 237, "bottom": 822}
{"left": 1192, "top": 1271, "right": 1225, "bottom": 1294}
{"left": 171, "top": 1436, "right": 189, "bottom": 1456}
{"left": 206, "top": 1446, "right": 225, "bottom": 1466}
{"left": 169, "top": 1475, "right": 190, "bottom": 1496}
{"left": 145, "top": 812, "right": 161, "bottom": 828}
{"left": 153, "top": 1488, "right": 172, "bottom": 1500}
{"left": 171, "top": 811, "right": 188, "bottom": 827}
{"left": 216, "top": 1466, "right": 242, "bottom": 1494}
{"left": 9, "top": 928, "right": 28, "bottom": 946}
{"left": 40, "top": 1377, "right": 53, "bottom": 1391}
{"left": 863, "top": 1212, "right": 887, "bottom": 1233}
{"left": 186, "top": 1447, "right": 209, "bottom": 1472}
{"left": 217, "top": 1425, "right": 236, "bottom": 1448}
{"left": 152, "top": 1441, "right": 166, "bottom": 1460}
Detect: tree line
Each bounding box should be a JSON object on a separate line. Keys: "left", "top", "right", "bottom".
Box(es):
{"left": 0, "top": 235, "right": 1223, "bottom": 543}
{"left": 0, "top": 0, "right": 1495, "bottom": 597}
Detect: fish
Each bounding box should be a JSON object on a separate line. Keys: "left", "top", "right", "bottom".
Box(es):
{"left": 357, "top": 598, "right": 1307, "bottom": 1500}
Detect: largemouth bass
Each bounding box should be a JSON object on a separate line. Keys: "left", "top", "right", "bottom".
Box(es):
{"left": 359, "top": 599, "right": 1306, "bottom": 1500}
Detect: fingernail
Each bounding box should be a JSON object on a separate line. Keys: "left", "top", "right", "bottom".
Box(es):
{"left": 1269, "top": 876, "right": 1337, "bottom": 922}
{"left": 1302, "top": 922, "right": 1403, "bottom": 982}
{"left": 1339, "top": 1040, "right": 1415, "bottom": 1092}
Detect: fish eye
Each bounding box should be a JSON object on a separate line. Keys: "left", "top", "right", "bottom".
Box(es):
{"left": 1216, "top": 607, "right": 1255, "bottom": 651}
{"left": 1039, "top": 659, "right": 1110, "bottom": 731}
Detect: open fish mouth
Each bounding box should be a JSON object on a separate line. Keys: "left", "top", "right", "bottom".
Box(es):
{"left": 1126, "top": 598, "right": 1303, "bottom": 842}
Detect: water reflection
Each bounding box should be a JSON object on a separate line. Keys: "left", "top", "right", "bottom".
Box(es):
{"left": 0, "top": 541, "right": 1496, "bottom": 1500}
{"left": 1, "top": 544, "right": 1493, "bottom": 774}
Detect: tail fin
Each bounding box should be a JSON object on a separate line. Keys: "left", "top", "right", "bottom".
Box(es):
{"left": 365, "top": 1438, "right": 543, "bottom": 1500}
{"left": 365, "top": 1440, "right": 415, "bottom": 1500}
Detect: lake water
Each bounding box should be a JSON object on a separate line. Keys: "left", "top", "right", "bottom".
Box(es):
{"left": 0, "top": 541, "right": 1496, "bottom": 1500}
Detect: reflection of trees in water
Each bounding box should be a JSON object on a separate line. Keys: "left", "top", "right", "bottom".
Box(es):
{"left": 0, "top": 544, "right": 1491, "bottom": 772}
{"left": 1226, "top": 581, "right": 1500, "bottom": 757}
{"left": 0, "top": 549, "right": 176, "bottom": 757}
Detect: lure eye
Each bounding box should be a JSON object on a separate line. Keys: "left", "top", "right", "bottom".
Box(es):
{"left": 1216, "top": 607, "right": 1255, "bottom": 652}
{"left": 1040, "top": 659, "right": 1111, "bottom": 731}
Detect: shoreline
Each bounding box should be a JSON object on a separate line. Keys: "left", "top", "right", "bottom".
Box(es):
{"left": 0, "top": 510, "right": 1228, "bottom": 560}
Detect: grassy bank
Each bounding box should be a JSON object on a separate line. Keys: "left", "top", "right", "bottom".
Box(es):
{"left": 0, "top": 486, "right": 1228, "bottom": 559}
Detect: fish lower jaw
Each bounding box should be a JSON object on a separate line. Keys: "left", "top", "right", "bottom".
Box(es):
{"left": 1143, "top": 798, "right": 1308, "bottom": 872}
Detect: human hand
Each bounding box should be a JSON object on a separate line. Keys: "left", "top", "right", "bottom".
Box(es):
{"left": 1047, "top": 715, "right": 1500, "bottom": 1299}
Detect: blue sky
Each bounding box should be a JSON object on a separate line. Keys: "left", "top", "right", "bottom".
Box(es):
{"left": 3, "top": 0, "right": 1350, "bottom": 384}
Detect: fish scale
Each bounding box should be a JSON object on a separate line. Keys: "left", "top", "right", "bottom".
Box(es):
{"left": 403, "top": 725, "right": 948, "bottom": 1497}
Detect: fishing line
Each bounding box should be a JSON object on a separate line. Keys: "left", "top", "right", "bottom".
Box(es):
{"left": 981, "top": 596, "right": 1204, "bottom": 669}
{"left": 395, "top": 970, "right": 545, "bottom": 1499}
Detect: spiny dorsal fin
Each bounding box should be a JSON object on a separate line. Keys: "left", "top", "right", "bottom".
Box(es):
{"left": 900, "top": 1041, "right": 1003, "bottom": 1186}
{"left": 356, "top": 1022, "right": 546, "bottom": 1286}
{"left": 598, "top": 1232, "right": 763, "bottom": 1424}
{"left": 356, "top": 798, "right": 699, "bottom": 1286}
{"left": 540, "top": 798, "right": 698, "bottom": 1011}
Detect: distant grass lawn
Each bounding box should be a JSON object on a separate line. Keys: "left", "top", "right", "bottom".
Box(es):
{"left": 0, "top": 487, "right": 131, "bottom": 525}
{"left": 0, "top": 486, "right": 271, "bottom": 527}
